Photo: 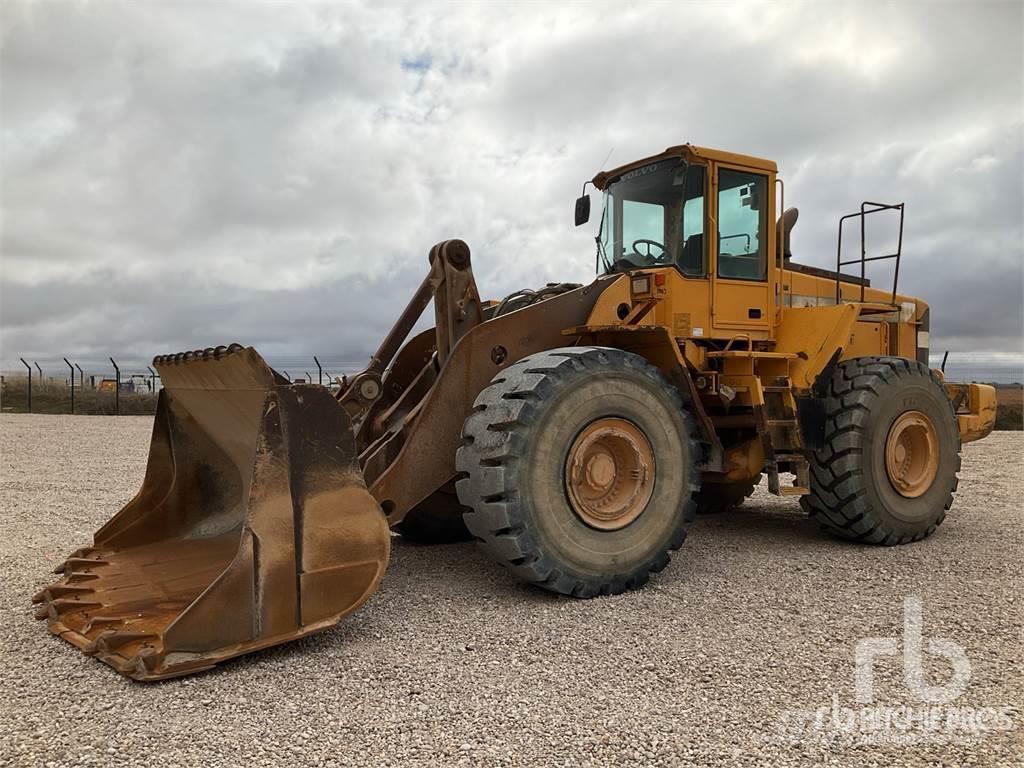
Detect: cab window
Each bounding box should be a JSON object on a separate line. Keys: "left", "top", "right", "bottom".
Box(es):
{"left": 621, "top": 200, "right": 664, "bottom": 257}
{"left": 678, "top": 165, "right": 705, "bottom": 277}
{"left": 717, "top": 168, "right": 767, "bottom": 281}
{"left": 597, "top": 160, "right": 707, "bottom": 277}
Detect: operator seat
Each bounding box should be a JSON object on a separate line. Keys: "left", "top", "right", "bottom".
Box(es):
{"left": 680, "top": 233, "right": 703, "bottom": 275}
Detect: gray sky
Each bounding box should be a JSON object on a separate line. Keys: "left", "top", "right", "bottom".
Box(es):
{"left": 2, "top": 0, "right": 1022, "bottom": 376}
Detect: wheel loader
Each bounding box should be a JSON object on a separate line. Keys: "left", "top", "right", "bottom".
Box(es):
{"left": 34, "top": 144, "right": 998, "bottom": 680}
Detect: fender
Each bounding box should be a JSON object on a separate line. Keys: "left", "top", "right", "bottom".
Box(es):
{"left": 556, "top": 323, "right": 724, "bottom": 471}
{"left": 367, "top": 278, "right": 617, "bottom": 523}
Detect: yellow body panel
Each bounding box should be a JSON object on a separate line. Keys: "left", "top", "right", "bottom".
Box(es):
{"left": 583, "top": 145, "right": 988, "bottom": 449}
{"left": 946, "top": 382, "right": 997, "bottom": 443}
{"left": 772, "top": 304, "right": 858, "bottom": 390}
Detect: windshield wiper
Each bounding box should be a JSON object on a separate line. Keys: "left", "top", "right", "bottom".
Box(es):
{"left": 595, "top": 203, "right": 613, "bottom": 273}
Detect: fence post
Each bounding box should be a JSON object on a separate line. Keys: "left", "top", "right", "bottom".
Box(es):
{"left": 110, "top": 357, "right": 120, "bottom": 415}
{"left": 283, "top": 371, "right": 292, "bottom": 382}
{"left": 147, "top": 365, "right": 157, "bottom": 393}
{"left": 314, "top": 356, "right": 323, "bottom": 385}
{"left": 34, "top": 362, "right": 42, "bottom": 387}
{"left": 75, "top": 363, "right": 84, "bottom": 389}
{"left": 20, "top": 358, "right": 31, "bottom": 413}
{"left": 64, "top": 358, "right": 75, "bottom": 414}
{"left": 304, "top": 371, "right": 312, "bottom": 384}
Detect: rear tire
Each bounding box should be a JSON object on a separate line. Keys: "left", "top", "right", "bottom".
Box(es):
{"left": 695, "top": 477, "right": 758, "bottom": 514}
{"left": 801, "top": 356, "right": 960, "bottom": 544}
{"left": 456, "top": 347, "right": 700, "bottom": 597}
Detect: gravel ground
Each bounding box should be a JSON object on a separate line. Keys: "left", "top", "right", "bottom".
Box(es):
{"left": 1, "top": 414, "right": 1021, "bottom": 767}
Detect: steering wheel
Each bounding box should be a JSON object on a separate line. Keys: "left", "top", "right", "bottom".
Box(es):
{"left": 631, "top": 239, "right": 668, "bottom": 263}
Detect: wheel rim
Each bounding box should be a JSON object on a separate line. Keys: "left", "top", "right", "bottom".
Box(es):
{"left": 565, "top": 418, "right": 655, "bottom": 530}
{"left": 884, "top": 410, "right": 939, "bottom": 498}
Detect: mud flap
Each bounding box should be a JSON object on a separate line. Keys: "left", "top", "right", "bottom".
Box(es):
{"left": 33, "top": 346, "right": 390, "bottom": 681}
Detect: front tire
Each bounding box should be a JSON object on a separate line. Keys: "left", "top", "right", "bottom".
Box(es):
{"left": 455, "top": 347, "right": 700, "bottom": 597}
{"left": 801, "top": 356, "right": 960, "bottom": 544}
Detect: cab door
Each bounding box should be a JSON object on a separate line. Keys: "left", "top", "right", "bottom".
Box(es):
{"left": 710, "top": 163, "right": 774, "bottom": 335}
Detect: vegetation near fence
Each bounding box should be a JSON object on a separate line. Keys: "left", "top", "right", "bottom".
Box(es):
{"left": 995, "top": 386, "right": 1023, "bottom": 431}
{"left": 0, "top": 376, "right": 1020, "bottom": 428}
{"left": 0, "top": 378, "right": 158, "bottom": 415}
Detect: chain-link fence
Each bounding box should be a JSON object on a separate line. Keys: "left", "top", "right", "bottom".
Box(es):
{"left": 0, "top": 354, "right": 371, "bottom": 414}
{"left": 2, "top": 353, "right": 1020, "bottom": 416}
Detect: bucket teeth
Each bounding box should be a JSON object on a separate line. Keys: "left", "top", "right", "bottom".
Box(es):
{"left": 153, "top": 342, "right": 244, "bottom": 366}
{"left": 54, "top": 556, "right": 110, "bottom": 575}
{"left": 65, "top": 572, "right": 101, "bottom": 584}
{"left": 90, "top": 630, "right": 160, "bottom": 654}
{"left": 35, "top": 598, "right": 102, "bottom": 620}
{"left": 31, "top": 584, "right": 96, "bottom": 604}
{"left": 35, "top": 345, "right": 390, "bottom": 681}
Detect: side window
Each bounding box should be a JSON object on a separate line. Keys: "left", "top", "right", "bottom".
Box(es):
{"left": 678, "top": 165, "right": 706, "bottom": 277}
{"left": 717, "top": 168, "right": 767, "bottom": 281}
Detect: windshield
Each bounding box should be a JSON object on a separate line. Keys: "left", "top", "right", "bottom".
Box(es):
{"left": 597, "top": 159, "right": 706, "bottom": 277}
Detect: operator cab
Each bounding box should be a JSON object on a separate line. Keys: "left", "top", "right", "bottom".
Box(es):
{"left": 577, "top": 150, "right": 770, "bottom": 283}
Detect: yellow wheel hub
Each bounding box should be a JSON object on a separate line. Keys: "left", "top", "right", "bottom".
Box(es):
{"left": 884, "top": 410, "right": 939, "bottom": 498}
{"left": 565, "top": 418, "right": 655, "bottom": 530}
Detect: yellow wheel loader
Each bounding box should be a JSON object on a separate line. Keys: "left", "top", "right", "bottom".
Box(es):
{"left": 35, "top": 145, "right": 998, "bottom": 680}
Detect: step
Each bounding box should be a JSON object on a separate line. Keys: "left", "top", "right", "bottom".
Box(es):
{"left": 780, "top": 487, "right": 810, "bottom": 496}
{"left": 773, "top": 453, "right": 808, "bottom": 463}
{"left": 706, "top": 350, "right": 798, "bottom": 360}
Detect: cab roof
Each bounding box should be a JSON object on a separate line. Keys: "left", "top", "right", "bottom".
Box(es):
{"left": 592, "top": 144, "right": 778, "bottom": 190}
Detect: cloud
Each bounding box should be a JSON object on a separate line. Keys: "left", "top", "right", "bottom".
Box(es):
{"left": 1, "top": 0, "right": 1021, "bottom": 378}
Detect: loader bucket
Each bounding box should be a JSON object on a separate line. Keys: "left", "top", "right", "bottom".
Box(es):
{"left": 33, "top": 345, "right": 390, "bottom": 681}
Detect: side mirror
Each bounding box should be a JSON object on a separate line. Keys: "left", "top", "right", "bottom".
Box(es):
{"left": 574, "top": 194, "right": 591, "bottom": 227}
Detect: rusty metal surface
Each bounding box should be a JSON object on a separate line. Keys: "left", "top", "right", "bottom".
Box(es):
{"left": 368, "top": 277, "right": 616, "bottom": 523}
{"left": 428, "top": 239, "right": 483, "bottom": 364}
{"left": 354, "top": 327, "right": 437, "bottom": 452}
{"left": 564, "top": 324, "right": 723, "bottom": 468}
{"left": 336, "top": 240, "right": 481, "bottom": 422}
{"left": 34, "top": 345, "right": 389, "bottom": 681}
{"left": 565, "top": 417, "right": 655, "bottom": 531}
{"left": 884, "top": 410, "right": 940, "bottom": 498}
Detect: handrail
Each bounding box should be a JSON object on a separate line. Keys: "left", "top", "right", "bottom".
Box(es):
{"left": 835, "top": 201, "right": 904, "bottom": 304}
{"left": 720, "top": 233, "right": 752, "bottom": 252}
{"left": 776, "top": 177, "right": 786, "bottom": 326}
{"left": 722, "top": 333, "right": 752, "bottom": 354}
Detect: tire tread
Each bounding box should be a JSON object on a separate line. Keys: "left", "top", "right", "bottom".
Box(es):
{"left": 800, "top": 356, "right": 961, "bottom": 544}
{"left": 456, "top": 347, "right": 700, "bottom": 597}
